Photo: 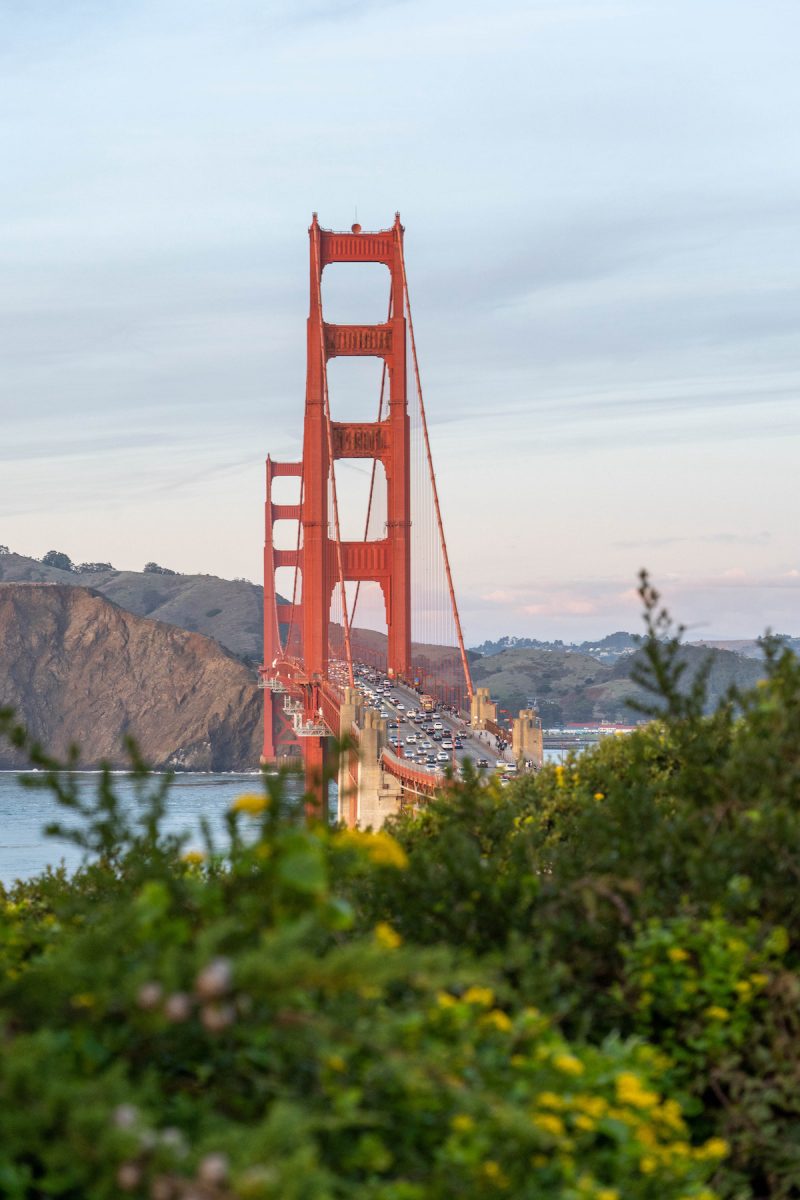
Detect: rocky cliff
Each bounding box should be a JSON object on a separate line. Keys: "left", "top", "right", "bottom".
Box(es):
{"left": 0, "top": 584, "right": 263, "bottom": 770}
{"left": 0, "top": 553, "right": 263, "bottom": 662}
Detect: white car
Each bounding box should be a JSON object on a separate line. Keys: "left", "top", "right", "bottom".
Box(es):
{"left": 405, "top": 734, "right": 418, "bottom": 744}
{"left": 437, "top": 751, "right": 450, "bottom": 763}
{"left": 433, "top": 720, "right": 443, "bottom": 731}
{"left": 442, "top": 740, "right": 453, "bottom": 751}
{"left": 396, "top": 702, "right": 405, "bottom": 711}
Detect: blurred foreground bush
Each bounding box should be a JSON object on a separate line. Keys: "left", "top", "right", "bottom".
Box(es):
{"left": 2, "top": 575, "right": 799, "bottom": 1197}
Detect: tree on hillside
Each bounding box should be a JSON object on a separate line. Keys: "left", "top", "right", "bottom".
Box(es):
{"left": 41, "top": 550, "right": 74, "bottom": 572}
{"left": 0, "top": 545, "right": 9, "bottom": 555}
{"left": 143, "top": 562, "right": 178, "bottom": 576}
{"left": 77, "top": 562, "right": 115, "bottom": 573}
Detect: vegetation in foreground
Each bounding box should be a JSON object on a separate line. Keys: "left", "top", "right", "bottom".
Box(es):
{"left": 1, "top": 577, "right": 800, "bottom": 1198}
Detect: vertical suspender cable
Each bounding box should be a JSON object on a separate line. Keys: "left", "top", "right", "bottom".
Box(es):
{"left": 312, "top": 223, "right": 355, "bottom": 689}
{"left": 398, "top": 240, "right": 474, "bottom": 703}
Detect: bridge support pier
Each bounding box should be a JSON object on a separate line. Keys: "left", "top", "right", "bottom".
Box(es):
{"left": 303, "top": 735, "right": 329, "bottom": 821}
{"left": 512, "top": 709, "right": 544, "bottom": 768}
{"left": 355, "top": 710, "right": 402, "bottom": 829}
{"left": 470, "top": 687, "right": 498, "bottom": 730}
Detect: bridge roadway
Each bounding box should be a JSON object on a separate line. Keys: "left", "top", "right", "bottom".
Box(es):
{"left": 352, "top": 668, "right": 515, "bottom": 781}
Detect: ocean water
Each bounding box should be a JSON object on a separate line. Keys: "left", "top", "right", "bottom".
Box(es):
{"left": 0, "top": 770, "right": 305, "bottom": 886}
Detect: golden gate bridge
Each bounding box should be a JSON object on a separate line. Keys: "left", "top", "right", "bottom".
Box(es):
{"left": 258, "top": 214, "right": 489, "bottom": 820}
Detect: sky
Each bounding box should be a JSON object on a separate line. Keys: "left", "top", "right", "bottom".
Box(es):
{"left": 1, "top": 0, "right": 798, "bottom": 643}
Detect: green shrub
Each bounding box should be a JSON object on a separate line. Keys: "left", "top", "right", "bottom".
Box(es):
{"left": 0, "top": 727, "right": 717, "bottom": 1200}
{"left": 3, "top": 575, "right": 800, "bottom": 1196}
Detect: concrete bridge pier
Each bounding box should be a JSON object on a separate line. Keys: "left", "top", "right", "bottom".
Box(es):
{"left": 356, "top": 709, "right": 402, "bottom": 829}
{"left": 337, "top": 694, "right": 402, "bottom": 830}
{"left": 512, "top": 708, "right": 544, "bottom": 768}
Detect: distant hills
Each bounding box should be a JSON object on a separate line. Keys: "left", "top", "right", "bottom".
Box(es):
{"left": 0, "top": 551, "right": 263, "bottom": 663}
{"left": 0, "top": 547, "right": 793, "bottom": 740}
{"left": 471, "top": 631, "right": 639, "bottom": 663}
{"left": 470, "top": 642, "right": 766, "bottom": 726}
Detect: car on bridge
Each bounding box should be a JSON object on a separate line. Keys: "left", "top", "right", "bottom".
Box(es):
{"left": 437, "top": 751, "right": 450, "bottom": 763}
{"left": 477, "top": 757, "right": 489, "bottom": 768}
{"left": 405, "top": 734, "right": 417, "bottom": 744}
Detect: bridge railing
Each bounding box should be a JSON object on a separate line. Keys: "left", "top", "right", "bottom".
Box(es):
{"left": 380, "top": 747, "right": 446, "bottom": 796}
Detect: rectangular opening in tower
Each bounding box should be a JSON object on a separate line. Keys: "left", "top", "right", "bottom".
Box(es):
{"left": 322, "top": 261, "right": 391, "bottom": 325}
{"left": 329, "top": 458, "right": 387, "bottom": 543}
{"left": 325, "top": 356, "right": 389, "bottom": 425}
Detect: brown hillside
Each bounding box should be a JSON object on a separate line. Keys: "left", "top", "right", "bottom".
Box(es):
{"left": 0, "top": 584, "right": 262, "bottom": 770}
{"left": 0, "top": 554, "right": 263, "bottom": 662}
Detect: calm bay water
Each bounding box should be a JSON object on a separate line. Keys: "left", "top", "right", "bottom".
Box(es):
{"left": 0, "top": 771, "right": 305, "bottom": 885}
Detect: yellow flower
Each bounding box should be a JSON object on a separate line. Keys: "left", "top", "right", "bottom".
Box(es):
{"left": 231, "top": 792, "right": 268, "bottom": 816}
{"left": 659, "top": 1098, "right": 687, "bottom": 1132}
{"left": 593, "top": 791, "right": 605, "bottom": 801}
{"left": 532, "top": 1113, "right": 565, "bottom": 1137}
{"left": 615, "top": 1073, "right": 659, "bottom": 1109}
{"left": 530, "top": 1154, "right": 548, "bottom": 1168}
{"left": 750, "top": 972, "right": 769, "bottom": 988}
{"left": 71, "top": 992, "right": 96, "bottom": 1009}
{"left": 181, "top": 849, "right": 205, "bottom": 866}
{"left": 555, "top": 766, "right": 565, "bottom": 787}
{"left": 639, "top": 1156, "right": 657, "bottom": 1175}
{"left": 437, "top": 991, "right": 457, "bottom": 1007}
{"left": 553, "top": 1053, "right": 584, "bottom": 1076}
{"left": 573, "top": 1095, "right": 607, "bottom": 1118}
{"left": 597, "top": 1191, "right": 619, "bottom": 1200}
{"left": 325, "top": 1054, "right": 346, "bottom": 1072}
{"left": 480, "top": 1160, "right": 509, "bottom": 1187}
{"left": 704, "top": 1005, "right": 730, "bottom": 1022}
{"left": 463, "top": 985, "right": 495, "bottom": 1007}
{"left": 573, "top": 1114, "right": 595, "bottom": 1132}
{"left": 374, "top": 922, "right": 402, "bottom": 950}
{"left": 667, "top": 947, "right": 690, "bottom": 963}
{"left": 481, "top": 1009, "right": 513, "bottom": 1032}
{"left": 451, "top": 1114, "right": 475, "bottom": 1133}
{"left": 697, "top": 1137, "right": 729, "bottom": 1160}
{"left": 336, "top": 827, "right": 408, "bottom": 869}
{"left": 537, "top": 1092, "right": 566, "bottom": 1110}
{"left": 734, "top": 980, "right": 752, "bottom": 997}
{"left": 367, "top": 831, "right": 409, "bottom": 869}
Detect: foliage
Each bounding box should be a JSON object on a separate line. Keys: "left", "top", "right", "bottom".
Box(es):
{"left": 144, "top": 562, "right": 178, "bottom": 576}
{"left": 41, "top": 549, "right": 75, "bottom": 571}
{"left": 1, "top": 728, "right": 716, "bottom": 1198}
{"left": 2, "top": 573, "right": 800, "bottom": 1196}
{"left": 358, "top": 575, "right": 800, "bottom": 1197}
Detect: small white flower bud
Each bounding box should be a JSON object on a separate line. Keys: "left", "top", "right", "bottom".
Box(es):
{"left": 200, "top": 1003, "right": 235, "bottom": 1034}
{"left": 164, "top": 992, "right": 192, "bottom": 1022}
{"left": 198, "top": 1152, "right": 229, "bottom": 1185}
{"left": 137, "top": 981, "right": 164, "bottom": 1011}
{"left": 113, "top": 1104, "right": 139, "bottom": 1130}
{"left": 194, "top": 957, "right": 233, "bottom": 1000}
{"left": 117, "top": 1162, "right": 141, "bottom": 1191}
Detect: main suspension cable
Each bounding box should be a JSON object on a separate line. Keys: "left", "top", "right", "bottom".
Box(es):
{"left": 398, "top": 238, "right": 474, "bottom": 703}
